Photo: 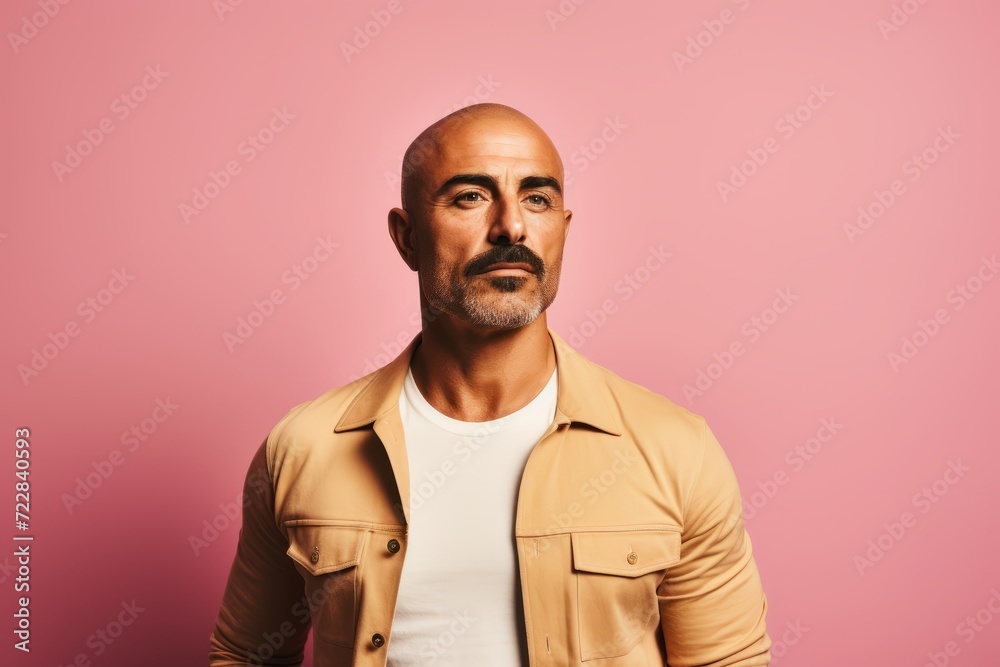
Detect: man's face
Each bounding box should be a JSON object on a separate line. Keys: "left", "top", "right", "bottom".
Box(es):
{"left": 400, "top": 115, "right": 572, "bottom": 330}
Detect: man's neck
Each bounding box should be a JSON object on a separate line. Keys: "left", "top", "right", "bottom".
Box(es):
{"left": 408, "top": 316, "right": 556, "bottom": 422}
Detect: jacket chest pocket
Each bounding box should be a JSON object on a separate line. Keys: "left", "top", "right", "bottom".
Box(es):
{"left": 285, "top": 522, "right": 371, "bottom": 648}
{"left": 571, "top": 527, "right": 681, "bottom": 661}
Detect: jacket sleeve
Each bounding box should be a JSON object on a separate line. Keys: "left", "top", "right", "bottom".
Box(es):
{"left": 657, "top": 419, "right": 772, "bottom": 666}
{"left": 209, "top": 438, "right": 311, "bottom": 666}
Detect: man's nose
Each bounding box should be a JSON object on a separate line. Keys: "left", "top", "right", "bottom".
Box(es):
{"left": 489, "top": 192, "right": 526, "bottom": 245}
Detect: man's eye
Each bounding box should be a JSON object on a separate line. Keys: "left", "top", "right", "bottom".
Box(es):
{"left": 526, "top": 195, "right": 551, "bottom": 207}
{"left": 456, "top": 192, "right": 485, "bottom": 203}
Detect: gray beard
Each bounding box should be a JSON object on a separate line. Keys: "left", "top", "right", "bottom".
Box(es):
{"left": 430, "top": 278, "right": 546, "bottom": 329}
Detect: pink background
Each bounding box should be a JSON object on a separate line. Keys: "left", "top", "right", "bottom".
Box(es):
{"left": 3, "top": 0, "right": 999, "bottom": 664}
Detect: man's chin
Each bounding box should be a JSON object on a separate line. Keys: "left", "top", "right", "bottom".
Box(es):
{"left": 478, "top": 274, "right": 531, "bottom": 292}
{"left": 470, "top": 318, "right": 539, "bottom": 331}
{"left": 460, "top": 302, "right": 544, "bottom": 330}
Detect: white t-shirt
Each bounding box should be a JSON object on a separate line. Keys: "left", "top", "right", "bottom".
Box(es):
{"left": 385, "top": 362, "right": 558, "bottom": 665}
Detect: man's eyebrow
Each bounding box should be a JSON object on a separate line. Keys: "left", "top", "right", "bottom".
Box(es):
{"left": 433, "top": 173, "right": 563, "bottom": 198}
{"left": 519, "top": 175, "right": 562, "bottom": 196}
{"left": 434, "top": 174, "right": 497, "bottom": 198}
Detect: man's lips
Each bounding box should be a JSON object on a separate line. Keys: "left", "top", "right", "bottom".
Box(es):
{"left": 479, "top": 262, "right": 535, "bottom": 274}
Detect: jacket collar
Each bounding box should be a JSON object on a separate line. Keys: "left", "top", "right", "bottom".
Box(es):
{"left": 334, "top": 327, "right": 622, "bottom": 526}
{"left": 334, "top": 327, "right": 623, "bottom": 437}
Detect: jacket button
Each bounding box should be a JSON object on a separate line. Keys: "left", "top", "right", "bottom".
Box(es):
{"left": 627, "top": 551, "right": 638, "bottom": 565}
{"left": 371, "top": 632, "right": 385, "bottom": 648}
{"left": 386, "top": 539, "right": 400, "bottom": 554}
{"left": 311, "top": 547, "right": 320, "bottom": 564}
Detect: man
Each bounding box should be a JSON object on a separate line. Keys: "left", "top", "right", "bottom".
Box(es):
{"left": 209, "top": 103, "right": 771, "bottom": 666}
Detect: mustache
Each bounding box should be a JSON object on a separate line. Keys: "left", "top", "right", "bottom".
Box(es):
{"left": 466, "top": 245, "right": 545, "bottom": 277}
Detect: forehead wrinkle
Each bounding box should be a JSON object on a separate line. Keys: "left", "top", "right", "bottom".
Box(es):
{"left": 400, "top": 104, "right": 564, "bottom": 208}
{"left": 437, "top": 140, "right": 564, "bottom": 185}
{"left": 440, "top": 133, "right": 550, "bottom": 158}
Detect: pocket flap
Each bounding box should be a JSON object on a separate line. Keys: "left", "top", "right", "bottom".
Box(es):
{"left": 572, "top": 527, "right": 681, "bottom": 577}
{"left": 285, "top": 522, "right": 369, "bottom": 575}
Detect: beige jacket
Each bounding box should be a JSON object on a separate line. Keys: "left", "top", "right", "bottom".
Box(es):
{"left": 209, "top": 328, "right": 771, "bottom": 666}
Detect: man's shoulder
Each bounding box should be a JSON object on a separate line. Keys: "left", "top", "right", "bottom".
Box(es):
{"left": 571, "top": 353, "right": 728, "bottom": 492}
{"left": 263, "top": 370, "right": 383, "bottom": 461}
{"left": 577, "top": 349, "right": 709, "bottom": 445}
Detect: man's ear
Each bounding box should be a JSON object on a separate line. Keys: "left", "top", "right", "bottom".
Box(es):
{"left": 563, "top": 208, "right": 572, "bottom": 239}
{"left": 388, "top": 207, "right": 418, "bottom": 272}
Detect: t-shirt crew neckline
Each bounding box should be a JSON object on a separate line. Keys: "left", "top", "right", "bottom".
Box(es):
{"left": 402, "top": 364, "right": 558, "bottom": 436}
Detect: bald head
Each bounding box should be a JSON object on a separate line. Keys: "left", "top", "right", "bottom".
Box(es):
{"left": 399, "top": 103, "right": 563, "bottom": 210}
